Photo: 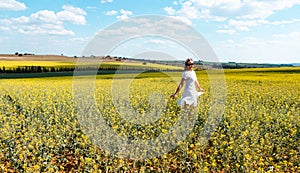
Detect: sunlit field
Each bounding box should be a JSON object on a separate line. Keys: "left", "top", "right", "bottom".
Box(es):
{"left": 0, "top": 60, "right": 183, "bottom": 71}
{"left": 0, "top": 67, "right": 299, "bottom": 172}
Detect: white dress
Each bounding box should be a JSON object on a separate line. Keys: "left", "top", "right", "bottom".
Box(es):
{"left": 178, "top": 70, "right": 203, "bottom": 107}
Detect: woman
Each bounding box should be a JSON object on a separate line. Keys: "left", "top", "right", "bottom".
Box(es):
{"left": 170, "top": 58, "right": 204, "bottom": 108}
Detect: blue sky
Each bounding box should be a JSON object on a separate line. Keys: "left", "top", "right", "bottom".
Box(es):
{"left": 0, "top": 0, "right": 300, "bottom": 63}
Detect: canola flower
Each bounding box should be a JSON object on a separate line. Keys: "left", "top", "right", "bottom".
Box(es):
{"left": 0, "top": 67, "right": 299, "bottom": 172}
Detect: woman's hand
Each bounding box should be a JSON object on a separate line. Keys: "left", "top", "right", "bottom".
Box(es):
{"left": 170, "top": 93, "right": 176, "bottom": 98}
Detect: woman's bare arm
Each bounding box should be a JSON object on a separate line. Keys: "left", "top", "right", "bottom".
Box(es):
{"left": 195, "top": 80, "right": 204, "bottom": 92}
{"left": 170, "top": 78, "right": 185, "bottom": 98}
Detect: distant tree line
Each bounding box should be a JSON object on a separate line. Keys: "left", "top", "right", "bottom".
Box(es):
{"left": 0, "top": 66, "right": 70, "bottom": 73}
{"left": 211, "top": 62, "right": 293, "bottom": 69}
{"left": 0, "top": 66, "right": 179, "bottom": 73}
{"left": 15, "top": 52, "right": 35, "bottom": 56}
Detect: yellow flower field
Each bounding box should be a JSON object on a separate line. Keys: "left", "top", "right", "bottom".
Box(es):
{"left": 0, "top": 60, "right": 183, "bottom": 71}
{"left": 0, "top": 67, "right": 299, "bottom": 172}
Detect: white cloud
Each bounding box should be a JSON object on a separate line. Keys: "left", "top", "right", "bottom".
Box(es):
{"left": 164, "top": 6, "right": 176, "bottom": 15}
{"left": 0, "top": 26, "right": 10, "bottom": 31}
{"left": 228, "top": 19, "right": 267, "bottom": 31}
{"left": 57, "top": 5, "right": 87, "bottom": 25}
{"left": 191, "top": 0, "right": 300, "bottom": 19}
{"left": 0, "top": 0, "right": 26, "bottom": 11}
{"left": 105, "top": 9, "right": 133, "bottom": 20}
{"left": 126, "top": 16, "right": 192, "bottom": 32}
{"left": 30, "top": 10, "right": 58, "bottom": 24}
{"left": 164, "top": 0, "right": 300, "bottom": 30}
{"left": 216, "top": 32, "right": 300, "bottom": 63}
{"left": 170, "top": 16, "right": 192, "bottom": 25}
{"left": 18, "top": 24, "right": 74, "bottom": 35}
{"left": 101, "top": 0, "right": 113, "bottom": 3}
{"left": 117, "top": 9, "right": 133, "bottom": 20}
{"left": 0, "top": 5, "right": 87, "bottom": 36}
{"left": 219, "top": 39, "right": 237, "bottom": 48}
{"left": 217, "top": 29, "right": 236, "bottom": 35}
{"left": 243, "top": 36, "right": 265, "bottom": 46}
{"left": 70, "top": 36, "right": 92, "bottom": 44}
{"left": 177, "top": 1, "right": 200, "bottom": 19}
{"left": 272, "top": 32, "right": 300, "bottom": 40}
{"left": 228, "top": 18, "right": 300, "bottom": 31}
{"left": 270, "top": 19, "right": 300, "bottom": 25}
{"left": 105, "top": 10, "right": 118, "bottom": 16}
